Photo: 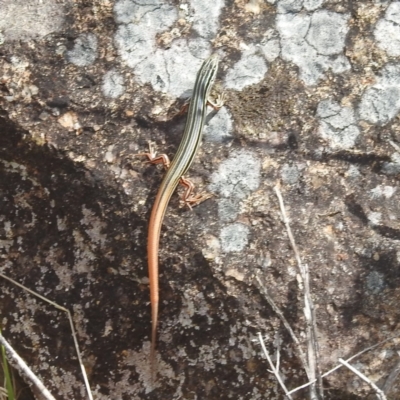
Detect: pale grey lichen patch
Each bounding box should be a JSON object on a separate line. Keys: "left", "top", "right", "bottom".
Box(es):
{"left": 317, "top": 99, "right": 360, "bottom": 149}
{"left": 0, "top": 159, "right": 40, "bottom": 187}
{"left": 259, "top": 30, "right": 281, "bottom": 63}
{"left": 72, "top": 230, "right": 96, "bottom": 275}
{"left": 281, "top": 164, "right": 300, "bottom": 184}
{"left": 358, "top": 64, "right": 400, "bottom": 125}
{"left": 306, "top": 10, "right": 349, "bottom": 56}
{"left": 179, "top": 292, "right": 197, "bottom": 328}
{"left": 0, "top": 0, "right": 67, "bottom": 42}
{"left": 201, "top": 235, "right": 220, "bottom": 260}
{"left": 80, "top": 206, "right": 107, "bottom": 247}
{"left": 49, "top": 368, "right": 86, "bottom": 399}
{"left": 370, "top": 185, "right": 396, "bottom": 199}
{"left": 102, "top": 70, "right": 125, "bottom": 99}
{"left": 381, "top": 152, "right": 400, "bottom": 175}
{"left": 113, "top": 0, "right": 222, "bottom": 97}
{"left": 194, "top": 341, "right": 222, "bottom": 370}
{"left": 277, "top": 0, "right": 325, "bottom": 13}
{"left": 9, "top": 56, "right": 30, "bottom": 72}
{"left": 179, "top": 288, "right": 213, "bottom": 328}
{"left": 276, "top": 5, "right": 350, "bottom": 85}
{"left": 374, "top": 1, "right": 400, "bottom": 56}
{"left": 278, "top": 0, "right": 325, "bottom": 13}
{"left": 216, "top": 198, "right": 242, "bottom": 223}
{"left": 10, "top": 300, "right": 42, "bottom": 345}
{"left": 57, "top": 216, "right": 67, "bottom": 231}
{"left": 188, "top": 37, "right": 213, "bottom": 59}
{"left": 45, "top": 247, "right": 72, "bottom": 290}
{"left": 277, "top": 0, "right": 303, "bottom": 13}
{"left": 0, "top": 239, "right": 13, "bottom": 253}
{"left": 209, "top": 150, "right": 261, "bottom": 221}
{"left": 304, "top": 0, "right": 325, "bottom": 10}
{"left": 99, "top": 370, "right": 138, "bottom": 398}
{"left": 367, "top": 211, "right": 382, "bottom": 226}
{"left": 1, "top": 262, "right": 13, "bottom": 277}
{"left": 204, "top": 107, "right": 233, "bottom": 142}
{"left": 3, "top": 221, "right": 12, "bottom": 239}
{"left": 225, "top": 48, "right": 268, "bottom": 90}
{"left": 209, "top": 151, "right": 261, "bottom": 199}
{"left": 190, "top": 0, "right": 225, "bottom": 39}
{"left": 116, "top": 345, "right": 175, "bottom": 394}
{"left": 229, "top": 324, "right": 255, "bottom": 360}
{"left": 114, "top": 24, "right": 154, "bottom": 68}
{"left": 72, "top": 304, "right": 91, "bottom": 345}
{"left": 104, "top": 144, "right": 117, "bottom": 163}
{"left": 66, "top": 33, "right": 98, "bottom": 67}
{"left": 113, "top": 0, "right": 177, "bottom": 27}
{"left": 103, "top": 319, "right": 113, "bottom": 337}
{"left": 365, "top": 270, "right": 385, "bottom": 294}
{"left": 114, "top": 0, "right": 177, "bottom": 68}
{"left": 133, "top": 41, "right": 205, "bottom": 96}
{"left": 347, "top": 165, "right": 361, "bottom": 179}
{"left": 220, "top": 223, "right": 250, "bottom": 252}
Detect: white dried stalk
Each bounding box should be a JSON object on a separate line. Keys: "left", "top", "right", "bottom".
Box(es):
{"left": 338, "top": 358, "right": 387, "bottom": 400}
{"left": 258, "top": 332, "right": 293, "bottom": 399}
{"left": 274, "top": 185, "right": 322, "bottom": 399}
{"left": 388, "top": 140, "right": 400, "bottom": 153}
{"left": 0, "top": 334, "right": 56, "bottom": 400}
{"left": 287, "top": 335, "right": 399, "bottom": 395}
{"left": 382, "top": 352, "right": 400, "bottom": 395}
{"left": 0, "top": 273, "right": 93, "bottom": 400}
{"left": 256, "top": 275, "right": 310, "bottom": 379}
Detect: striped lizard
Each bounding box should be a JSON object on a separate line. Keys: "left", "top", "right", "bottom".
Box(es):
{"left": 138, "top": 54, "right": 224, "bottom": 380}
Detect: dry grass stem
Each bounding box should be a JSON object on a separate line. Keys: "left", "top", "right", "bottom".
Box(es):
{"left": 0, "top": 273, "right": 93, "bottom": 400}
{"left": 256, "top": 275, "right": 310, "bottom": 379}
{"left": 287, "top": 335, "right": 399, "bottom": 395}
{"left": 274, "top": 184, "right": 322, "bottom": 399}
{"left": 257, "top": 332, "right": 293, "bottom": 400}
{"left": 338, "top": 358, "right": 387, "bottom": 400}
{"left": 388, "top": 140, "right": 400, "bottom": 153}
{"left": 0, "top": 334, "right": 55, "bottom": 400}
{"left": 382, "top": 352, "right": 400, "bottom": 395}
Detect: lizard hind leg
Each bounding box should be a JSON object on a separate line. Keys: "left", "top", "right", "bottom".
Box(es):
{"left": 207, "top": 90, "right": 226, "bottom": 110}
{"left": 179, "top": 176, "right": 213, "bottom": 209}
{"left": 137, "top": 141, "right": 170, "bottom": 169}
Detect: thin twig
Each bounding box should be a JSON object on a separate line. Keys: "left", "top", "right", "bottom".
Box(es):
{"left": 338, "top": 358, "right": 387, "bottom": 400}
{"left": 287, "top": 378, "right": 318, "bottom": 395}
{"left": 381, "top": 351, "right": 400, "bottom": 395}
{"left": 0, "top": 273, "right": 93, "bottom": 400}
{"left": 258, "top": 332, "right": 293, "bottom": 400}
{"left": 274, "top": 184, "right": 304, "bottom": 276}
{"left": 388, "top": 140, "right": 400, "bottom": 154}
{"left": 303, "top": 262, "right": 322, "bottom": 398}
{"left": 274, "top": 184, "right": 323, "bottom": 399}
{"left": 0, "top": 334, "right": 56, "bottom": 400}
{"left": 275, "top": 334, "right": 281, "bottom": 373}
{"left": 287, "top": 335, "right": 399, "bottom": 395}
{"left": 256, "top": 275, "right": 310, "bottom": 379}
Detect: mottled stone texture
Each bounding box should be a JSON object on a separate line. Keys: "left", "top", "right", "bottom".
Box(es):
{"left": 1, "top": 0, "right": 400, "bottom": 399}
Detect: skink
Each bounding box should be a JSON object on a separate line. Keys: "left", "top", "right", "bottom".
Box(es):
{"left": 139, "top": 54, "right": 223, "bottom": 380}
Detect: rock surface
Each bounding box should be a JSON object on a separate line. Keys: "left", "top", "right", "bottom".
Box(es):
{"left": 1, "top": 0, "right": 400, "bottom": 399}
